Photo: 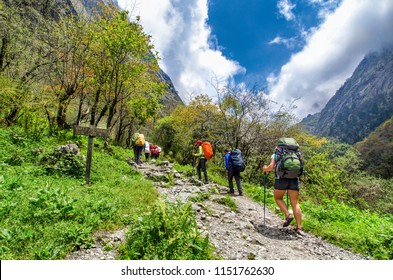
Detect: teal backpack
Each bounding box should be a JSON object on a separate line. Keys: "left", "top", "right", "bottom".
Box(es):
{"left": 274, "top": 137, "right": 303, "bottom": 179}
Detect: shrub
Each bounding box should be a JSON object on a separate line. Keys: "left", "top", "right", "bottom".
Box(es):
{"left": 119, "top": 200, "right": 214, "bottom": 260}
{"left": 28, "top": 187, "right": 77, "bottom": 222}
{"left": 40, "top": 145, "right": 85, "bottom": 177}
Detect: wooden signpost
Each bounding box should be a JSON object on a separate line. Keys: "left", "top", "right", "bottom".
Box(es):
{"left": 74, "top": 125, "right": 109, "bottom": 185}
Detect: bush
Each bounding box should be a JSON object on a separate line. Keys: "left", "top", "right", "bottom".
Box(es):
{"left": 302, "top": 152, "right": 349, "bottom": 203}
{"left": 40, "top": 145, "right": 85, "bottom": 177}
{"left": 119, "top": 200, "right": 215, "bottom": 260}
{"left": 347, "top": 174, "right": 393, "bottom": 214}
{"left": 28, "top": 187, "right": 77, "bottom": 222}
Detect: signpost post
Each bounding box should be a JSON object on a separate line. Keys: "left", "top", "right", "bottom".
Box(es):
{"left": 73, "top": 125, "right": 109, "bottom": 185}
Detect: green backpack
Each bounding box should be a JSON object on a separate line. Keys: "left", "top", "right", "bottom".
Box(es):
{"left": 274, "top": 137, "right": 303, "bottom": 179}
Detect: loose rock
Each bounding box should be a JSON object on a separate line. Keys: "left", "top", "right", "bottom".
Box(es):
{"left": 66, "top": 161, "right": 366, "bottom": 260}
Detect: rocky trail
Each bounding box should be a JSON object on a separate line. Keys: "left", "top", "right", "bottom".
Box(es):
{"left": 66, "top": 161, "right": 366, "bottom": 260}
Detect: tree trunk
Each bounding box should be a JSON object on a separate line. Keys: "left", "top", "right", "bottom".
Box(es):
{"left": 56, "top": 99, "right": 71, "bottom": 129}
{"left": 5, "top": 106, "right": 20, "bottom": 126}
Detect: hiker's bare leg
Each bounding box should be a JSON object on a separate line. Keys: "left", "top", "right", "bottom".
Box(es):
{"left": 274, "top": 189, "right": 290, "bottom": 217}
{"left": 288, "top": 190, "right": 302, "bottom": 229}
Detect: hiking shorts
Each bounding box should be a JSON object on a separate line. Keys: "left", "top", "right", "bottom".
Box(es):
{"left": 274, "top": 178, "right": 300, "bottom": 191}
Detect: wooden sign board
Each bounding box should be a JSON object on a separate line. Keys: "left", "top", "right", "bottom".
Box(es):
{"left": 73, "top": 125, "right": 109, "bottom": 185}
{"left": 74, "top": 125, "right": 109, "bottom": 138}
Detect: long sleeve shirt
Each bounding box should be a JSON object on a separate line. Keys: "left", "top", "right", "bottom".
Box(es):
{"left": 194, "top": 146, "right": 205, "bottom": 158}
{"left": 224, "top": 152, "right": 231, "bottom": 171}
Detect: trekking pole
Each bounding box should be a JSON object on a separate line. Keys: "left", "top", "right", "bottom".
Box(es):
{"left": 263, "top": 172, "right": 267, "bottom": 225}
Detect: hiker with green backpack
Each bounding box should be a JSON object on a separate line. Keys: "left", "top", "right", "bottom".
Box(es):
{"left": 263, "top": 137, "right": 304, "bottom": 235}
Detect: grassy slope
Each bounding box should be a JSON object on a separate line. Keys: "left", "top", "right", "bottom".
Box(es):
{"left": 0, "top": 127, "right": 157, "bottom": 259}
{"left": 1, "top": 127, "right": 392, "bottom": 260}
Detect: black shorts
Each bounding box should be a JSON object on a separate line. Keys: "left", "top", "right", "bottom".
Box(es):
{"left": 274, "top": 178, "right": 300, "bottom": 191}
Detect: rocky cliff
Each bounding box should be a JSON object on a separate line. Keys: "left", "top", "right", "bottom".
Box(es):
{"left": 302, "top": 47, "right": 393, "bottom": 144}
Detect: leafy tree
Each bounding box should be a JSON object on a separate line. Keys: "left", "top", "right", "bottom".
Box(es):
{"left": 0, "top": 1, "right": 39, "bottom": 125}
{"left": 151, "top": 95, "right": 220, "bottom": 164}
{"left": 82, "top": 7, "right": 165, "bottom": 142}
{"left": 39, "top": 15, "right": 93, "bottom": 129}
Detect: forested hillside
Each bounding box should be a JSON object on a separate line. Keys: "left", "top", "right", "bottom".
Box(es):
{"left": 0, "top": 0, "right": 181, "bottom": 145}
{"left": 355, "top": 116, "right": 393, "bottom": 178}
{"left": 1, "top": 0, "right": 392, "bottom": 261}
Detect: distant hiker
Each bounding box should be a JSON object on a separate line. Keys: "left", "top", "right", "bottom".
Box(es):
{"left": 131, "top": 132, "right": 139, "bottom": 162}
{"left": 193, "top": 139, "right": 209, "bottom": 184}
{"left": 144, "top": 140, "right": 151, "bottom": 161}
{"left": 156, "top": 146, "right": 162, "bottom": 158}
{"left": 133, "top": 133, "right": 145, "bottom": 164}
{"left": 150, "top": 144, "right": 161, "bottom": 159}
{"left": 263, "top": 137, "right": 304, "bottom": 235}
{"left": 224, "top": 148, "right": 243, "bottom": 196}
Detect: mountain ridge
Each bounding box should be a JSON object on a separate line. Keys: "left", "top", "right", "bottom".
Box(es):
{"left": 301, "top": 46, "right": 393, "bottom": 144}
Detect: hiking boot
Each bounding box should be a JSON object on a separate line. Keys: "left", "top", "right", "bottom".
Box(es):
{"left": 238, "top": 192, "right": 243, "bottom": 196}
{"left": 226, "top": 190, "right": 235, "bottom": 195}
{"left": 295, "top": 228, "right": 306, "bottom": 237}
{"left": 283, "top": 215, "right": 294, "bottom": 227}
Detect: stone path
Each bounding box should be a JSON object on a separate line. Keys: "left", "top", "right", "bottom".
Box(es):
{"left": 66, "top": 161, "right": 366, "bottom": 260}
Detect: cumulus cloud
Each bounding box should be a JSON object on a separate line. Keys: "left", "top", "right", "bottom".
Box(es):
{"left": 277, "top": 0, "right": 296, "bottom": 21}
{"left": 117, "top": 0, "right": 244, "bottom": 103}
{"left": 268, "top": 0, "right": 393, "bottom": 120}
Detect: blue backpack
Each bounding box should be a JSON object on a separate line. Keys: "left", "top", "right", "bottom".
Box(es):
{"left": 230, "top": 149, "right": 245, "bottom": 172}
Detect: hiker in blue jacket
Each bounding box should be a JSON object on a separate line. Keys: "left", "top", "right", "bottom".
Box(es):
{"left": 225, "top": 148, "right": 243, "bottom": 196}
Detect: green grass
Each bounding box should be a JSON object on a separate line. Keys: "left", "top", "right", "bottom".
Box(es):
{"left": 214, "top": 195, "right": 238, "bottom": 212}
{"left": 301, "top": 200, "right": 393, "bottom": 260}
{"left": 0, "top": 127, "right": 157, "bottom": 259}
{"left": 1, "top": 127, "right": 392, "bottom": 260}
{"left": 206, "top": 159, "right": 393, "bottom": 260}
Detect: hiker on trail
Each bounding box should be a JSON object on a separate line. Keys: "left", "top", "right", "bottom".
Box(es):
{"left": 131, "top": 132, "right": 139, "bottom": 162}
{"left": 150, "top": 144, "right": 161, "bottom": 159}
{"left": 156, "top": 146, "right": 161, "bottom": 158}
{"left": 225, "top": 148, "right": 243, "bottom": 196}
{"left": 262, "top": 138, "right": 304, "bottom": 235}
{"left": 193, "top": 140, "right": 208, "bottom": 184}
{"left": 144, "top": 140, "right": 151, "bottom": 161}
{"left": 133, "top": 133, "right": 145, "bottom": 165}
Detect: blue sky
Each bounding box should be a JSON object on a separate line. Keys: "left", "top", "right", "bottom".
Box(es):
{"left": 117, "top": 0, "right": 393, "bottom": 120}
{"left": 206, "top": 0, "right": 320, "bottom": 85}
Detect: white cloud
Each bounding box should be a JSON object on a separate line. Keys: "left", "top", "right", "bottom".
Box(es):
{"left": 269, "top": 35, "right": 298, "bottom": 49}
{"left": 117, "top": 0, "right": 244, "bottom": 103}
{"left": 307, "top": 0, "right": 342, "bottom": 19}
{"left": 268, "top": 0, "right": 393, "bottom": 120}
{"left": 277, "top": 0, "right": 296, "bottom": 21}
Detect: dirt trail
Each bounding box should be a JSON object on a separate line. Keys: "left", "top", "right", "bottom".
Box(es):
{"left": 66, "top": 161, "right": 366, "bottom": 260}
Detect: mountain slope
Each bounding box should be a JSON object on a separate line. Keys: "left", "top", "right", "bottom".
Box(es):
{"left": 355, "top": 116, "right": 393, "bottom": 178}
{"left": 302, "top": 47, "right": 393, "bottom": 144}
